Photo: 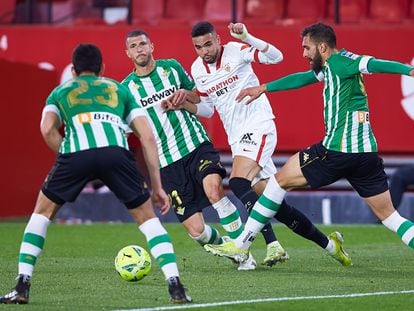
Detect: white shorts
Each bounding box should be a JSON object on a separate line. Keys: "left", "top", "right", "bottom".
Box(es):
{"left": 230, "top": 120, "right": 277, "bottom": 185}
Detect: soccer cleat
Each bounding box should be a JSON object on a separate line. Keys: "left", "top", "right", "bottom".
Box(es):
{"left": 237, "top": 252, "right": 257, "bottom": 271}
{"left": 167, "top": 277, "right": 192, "bottom": 304}
{"left": 204, "top": 241, "right": 249, "bottom": 263}
{"left": 328, "top": 231, "right": 352, "bottom": 266}
{"left": 263, "top": 241, "right": 290, "bottom": 266}
{"left": 0, "top": 275, "right": 31, "bottom": 304}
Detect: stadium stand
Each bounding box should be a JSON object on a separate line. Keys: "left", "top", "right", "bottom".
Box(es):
{"left": 243, "top": 0, "right": 285, "bottom": 24}
{"left": 3, "top": 0, "right": 414, "bottom": 26}
{"left": 0, "top": 0, "right": 16, "bottom": 23}
{"left": 327, "top": 0, "right": 368, "bottom": 23}
{"left": 284, "top": 0, "right": 327, "bottom": 25}
{"left": 163, "top": 0, "right": 204, "bottom": 25}
{"left": 131, "top": 0, "right": 163, "bottom": 25}
{"left": 368, "top": 0, "right": 409, "bottom": 23}
{"left": 203, "top": 0, "right": 245, "bottom": 24}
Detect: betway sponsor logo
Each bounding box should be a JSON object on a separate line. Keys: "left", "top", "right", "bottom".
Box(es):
{"left": 206, "top": 75, "right": 239, "bottom": 97}
{"left": 140, "top": 86, "right": 176, "bottom": 107}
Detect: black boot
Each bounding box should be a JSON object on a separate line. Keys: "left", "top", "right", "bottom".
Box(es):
{"left": 167, "top": 276, "right": 192, "bottom": 304}
{"left": 0, "top": 274, "right": 31, "bottom": 304}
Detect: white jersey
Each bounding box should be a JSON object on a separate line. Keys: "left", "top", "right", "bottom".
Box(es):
{"left": 191, "top": 42, "right": 275, "bottom": 145}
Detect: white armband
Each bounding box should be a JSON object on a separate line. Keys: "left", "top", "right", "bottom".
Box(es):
{"left": 196, "top": 100, "right": 214, "bottom": 118}
{"left": 244, "top": 33, "right": 283, "bottom": 64}
{"left": 257, "top": 44, "right": 283, "bottom": 64}
{"left": 244, "top": 33, "right": 267, "bottom": 51}
{"left": 359, "top": 56, "right": 373, "bottom": 74}
{"left": 41, "top": 105, "right": 61, "bottom": 127}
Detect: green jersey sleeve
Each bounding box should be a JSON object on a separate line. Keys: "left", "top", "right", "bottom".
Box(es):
{"left": 44, "top": 85, "right": 64, "bottom": 120}
{"left": 367, "top": 58, "right": 414, "bottom": 75}
{"left": 329, "top": 50, "right": 373, "bottom": 78}
{"left": 266, "top": 70, "right": 319, "bottom": 92}
{"left": 120, "top": 84, "right": 146, "bottom": 124}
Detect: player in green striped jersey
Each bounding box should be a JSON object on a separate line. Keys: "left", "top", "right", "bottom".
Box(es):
{"left": 122, "top": 30, "right": 254, "bottom": 269}
{"left": 204, "top": 22, "right": 414, "bottom": 264}
{"left": 0, "top": 44, "right": 191, "bottom": 304}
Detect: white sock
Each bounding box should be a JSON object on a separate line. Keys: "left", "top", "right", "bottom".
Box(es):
{"left": 382, "top": 211, "right": 414, "bottom": 248}
{"left": 212, "top": 196, "right": 243, "bottom": 239}
{"left": 235, "top": 176, "right": 286, "bottom": 250}
{"left": 139, "top": 217, "right": 179, "bottom": 279}
{"left": 325, "top": 239, "right": 335, "bottom": 254}
{"left": 18, "top": 213, "right": 51, "bottom": 277}
{"left": 190, "top": 224, "right": 222, "bottom": 246}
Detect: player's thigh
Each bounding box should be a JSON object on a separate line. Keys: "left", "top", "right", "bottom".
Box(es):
{"left": 161, "top": 157, "right": 210, "bottom": 221}
{"left": 347, "top": 152, "right": 388, "bottom": 198}
{"left": 276, "top": 152, "right": 308, "bottom": 190}
{"left": 230, "top": 156, "right": 262, "bottom": 180}
{"left": 99, "top": 147, "right": 150, "bottom": 208}
{"left": 230, "top": 122, "right": 276, "bottom": 180}
{"left": 41, "top": 151, "right": 93, "bottom": 204}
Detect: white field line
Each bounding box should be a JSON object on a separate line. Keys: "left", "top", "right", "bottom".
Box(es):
{"left": 114, "top": 289, "right": 414, "bottom": 311}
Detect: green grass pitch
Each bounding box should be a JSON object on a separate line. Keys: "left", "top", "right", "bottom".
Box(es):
{"left": 0, "top": 223, "right": 413, "bottom": 310}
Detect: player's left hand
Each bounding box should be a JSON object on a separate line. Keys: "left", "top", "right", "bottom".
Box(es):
{"left": 236, "top": 84, "right": 267, "bottom": 105}
{"left": 228, "top": 23, "right": 248, "bottom": 41}
{"left": 161, "top": 89, "right": 187, "bottom": 112}
{"left": 410, "top": 69, "right": 414, "bottom": 77}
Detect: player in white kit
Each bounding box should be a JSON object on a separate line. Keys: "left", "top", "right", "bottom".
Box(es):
{"left": 190, "top": 21, "right": 286, "bottom": 265}
{"left": 186, "top": 22, "right": 338, "bottom": 265}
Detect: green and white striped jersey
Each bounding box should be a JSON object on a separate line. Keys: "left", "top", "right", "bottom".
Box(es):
{"left": 44, "top": 75, "right": 145, "bottom": 154}
{"left": 122, "top": 59, "right": 210, "bottom": 168}
{"left": 316, "top": 49, "right": 377, "bottom": 153}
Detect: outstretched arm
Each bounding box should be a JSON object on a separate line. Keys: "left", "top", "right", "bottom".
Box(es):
{"left": 229, "top": 23, "right": 283, "bottom": 64}
{"left": 367, "top": 58, "right": 414, "bottom": 76}
{"left": 236, "top": 70, "right": 320, "bottom": 105}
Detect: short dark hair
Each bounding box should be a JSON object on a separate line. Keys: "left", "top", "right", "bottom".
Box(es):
{"left": 72, "top": 43, "right": 102, "bottom": 75}
{"left": 191, "top": 21, "right": 216, "bottom": 37}
{"left": 301, "top": 22, "right": 336, "bottom": 48}
{"left": 125, "top": 29, "right": 150, "bottom": 43}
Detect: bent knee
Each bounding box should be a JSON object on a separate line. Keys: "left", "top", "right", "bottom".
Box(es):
{"left": 203, "top": 176, "right": 224, "bottom": 203}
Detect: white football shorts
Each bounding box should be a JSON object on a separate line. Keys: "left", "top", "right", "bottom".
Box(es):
{"left": 230, "top": 120, "right": 277, "bottom": 185}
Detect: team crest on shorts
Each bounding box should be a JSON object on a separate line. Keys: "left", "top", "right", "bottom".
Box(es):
{"left": 198, "top": 159, "right": 212, "bottom": 171}
{"left": 302, "top": 152, "right": 310, "bottom": 163}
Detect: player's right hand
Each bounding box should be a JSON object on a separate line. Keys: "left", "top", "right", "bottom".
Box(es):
{"left": 236, "top": 84, "right": 267, "bottom": 105}
{"left": 151, "top": 188, "right": 170, "bottom": 215}
{"left": 228, "top": 23, "right": 248, "bottom": 41}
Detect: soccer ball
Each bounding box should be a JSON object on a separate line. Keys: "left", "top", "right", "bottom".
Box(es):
{"left": 114, "top": 245, "right": 152, "bottom": 282}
